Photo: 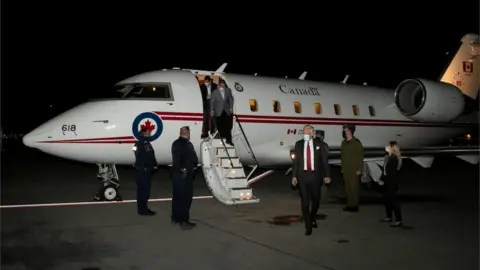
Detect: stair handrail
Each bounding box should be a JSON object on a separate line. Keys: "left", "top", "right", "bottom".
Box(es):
{"left": 232, "top": 114, "right": 258, "bottom": 166}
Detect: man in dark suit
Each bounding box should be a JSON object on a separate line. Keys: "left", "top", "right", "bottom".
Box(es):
{"left": 171, "top": 126, "right": 199, "bottom": 230}
{"left": 210, "top": 79, "right": 234, "bottom": 145}
{"left": 200, "top": 76, "right": 217, "bottom": 138}
{"left": 292, "top": 125, "right": 331, "bottom": 235}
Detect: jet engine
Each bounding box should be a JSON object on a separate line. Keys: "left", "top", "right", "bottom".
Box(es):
{"left": 394, "top": 78, "right": 465, "bottom": 123}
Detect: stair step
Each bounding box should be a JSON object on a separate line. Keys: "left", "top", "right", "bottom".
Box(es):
{"left": 226, "top": 175, "right": 246, "bottom": 179}
{"left": 230, "top": 188, "right": 254, "bottom": 201}
{"left": 216, "top": 147, "right": 236, "bottom": 158}
{"left": 230, "top": 198, "right": 260, "bottom": 205}
{"left": 211, "top": 139, "right": 235, "bottom": 148}
{"left": 219, "top": 157, "right": 241, "bottom": 167}
{"left": 226, "top": 177, "right": 248, "bottom": 189}
{"left": 225, "top": 168, "right": 246, "bottom": 178}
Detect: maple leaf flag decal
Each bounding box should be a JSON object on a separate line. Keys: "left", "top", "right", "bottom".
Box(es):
{"left": 463, "top": 61, "right": 473, "bottom": 73}
{"left": 141, "top": 120, "right": 156, "bottom": 132}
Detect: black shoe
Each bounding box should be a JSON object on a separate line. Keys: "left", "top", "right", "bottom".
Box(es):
{"left": 305, "top": 229, "right": 312, "bottom": 235}
{"left": 390, "top": 221, "right": 403, "bottom": 227}
{"left": 312, "top": 221, "right": 317, "bottom": 228}
{"left": 185, "top": 221, "right": 196, "bottom": 227}
{"left": 178, "top": 222, "right": 193, "bottom": 230}
{"left": 138, "top": 211, "right": 155, "bottom": 216}
{"left": 147, "top": 209, "right": 156, "bottom": 214}
{"left": 171, "top": 217, "right": 178, "bottom": 224}
{"left": 226, "top": 141, "right": 234, "bottom": 146}
{"left": 343, "top": 207, "right": 359, "bottom": 212}
{"left": 380, "top": 218, "right": 392, "bottom": 222}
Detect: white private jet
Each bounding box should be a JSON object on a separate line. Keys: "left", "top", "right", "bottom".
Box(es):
{"left": 23, "top": 34, "right": 480, "bottom": 205}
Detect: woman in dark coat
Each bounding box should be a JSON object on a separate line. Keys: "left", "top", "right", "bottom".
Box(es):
{"left": 379, "top": 141, "right": 403, "bottom": 227}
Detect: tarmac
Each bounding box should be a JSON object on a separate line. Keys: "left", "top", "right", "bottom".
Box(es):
{"left": 1, "top": 142, "right": 479, "bottom": 270}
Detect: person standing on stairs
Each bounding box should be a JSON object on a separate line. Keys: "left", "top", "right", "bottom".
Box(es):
{"left": 171, "top": 126, "right": 199, "bottom": 230}
{"left": 210, "top": 79, "right": 234, "bottom": 146}
{"left": 200, "top": 76, "right": 217, "bottom": 138}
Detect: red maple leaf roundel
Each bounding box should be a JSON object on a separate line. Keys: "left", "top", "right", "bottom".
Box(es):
{"left": 141, "top": 120, "right": 156, "bottom": 132}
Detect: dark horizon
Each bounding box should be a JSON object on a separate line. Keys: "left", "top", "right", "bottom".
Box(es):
{"left": 1, "top": 3, "right": 479, "bottom": 133}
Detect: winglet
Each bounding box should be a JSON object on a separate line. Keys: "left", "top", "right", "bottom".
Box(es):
{"left": 216, "top": 63, "right": 228, "bottom": 72}
{"left": 341, "top": 75, "right": 350, "bottom": 84}
{"left": 299, "top": 71, "right": 307, "bottom": 80}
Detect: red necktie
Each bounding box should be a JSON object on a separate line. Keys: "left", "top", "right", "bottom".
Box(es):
{"left": 306, "top": 143, "right": 312, "bottom": 172}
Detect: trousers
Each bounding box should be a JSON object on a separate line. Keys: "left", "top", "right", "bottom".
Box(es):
{"left": 298, "top": 171, "right": 322, "bottom": 230}
{"left": 344, "top": 173, "right": 360, "bottom": 207}
{"left": 202, "top": 106, "right": 214, "bottom": 136}
{"left": 215, "top": 111, "right": 232, "bottom": 143}
{"left": 171, "top": 171, "right": 194, "bottom": 222}
{"left": 383, "top": 179, "right": 402, "bottom": 221}
{"left": 136, "top": 168, "right": 152, "bottom": 212}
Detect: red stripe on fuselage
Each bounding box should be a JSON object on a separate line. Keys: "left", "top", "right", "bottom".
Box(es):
{"left": 36, "top": 112, "right": 474, "bottom": 144}
{"left": 154, "top": 111, "right": 475, "bottom": 128}
{"left": 39, "top": 140, "right": 137, "bottom": 144}
{"left": 38, "top": 136, "right": 135, "bottom": 143}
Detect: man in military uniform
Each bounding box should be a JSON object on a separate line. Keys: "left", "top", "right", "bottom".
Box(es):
{"left": 171, "top": 126, "right": 199, "bottom": 230}
{"left": 315, "top": 130, "right": 331, "bottom": 204}
{"left": 340, "top": 124, "right": 364, "bottom": 212}
{"left": 134, "top": 127, "right": 158, "bottom": 216}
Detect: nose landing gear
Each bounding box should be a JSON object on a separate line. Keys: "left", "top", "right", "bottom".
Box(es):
{"left": 93, "top": 163, "right": 123, "bottom": 202}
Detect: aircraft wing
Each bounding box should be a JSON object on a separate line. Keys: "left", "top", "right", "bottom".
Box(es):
{"left": 320, "top": 145, "right": 479, "bottom": 184}
{"left": 327, "top": 145, "right": 479, "bottom": 161}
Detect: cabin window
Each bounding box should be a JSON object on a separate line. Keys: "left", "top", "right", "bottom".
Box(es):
{"left": 294, "top": 102, "right": 302, "bottom": 113}
{"left": 250, "top": 99, "right": 258, "bottom": 112}
{"left": 273, "top": 100, "right": 281, "bottom": 113}
{"left": 123, "top": 84, "right": 173, "bottom": 99}
{"left": 334, "top": 104, "right": 341, "bottom": 115}
{"left": 369, "top": 105, "right": 376, "bottom": 116}
{"left": 352, "top": 105, "right": 360, "bottom": 116}
{"left": 314, "top": 103, "right": 322, "bottom": 114}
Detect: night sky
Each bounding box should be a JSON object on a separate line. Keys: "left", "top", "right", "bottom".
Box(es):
{"left": 1, "top": 3, "right": 479, "bottom": 133}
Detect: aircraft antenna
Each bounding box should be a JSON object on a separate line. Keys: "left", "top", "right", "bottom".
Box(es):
{"left": 216, "top": 63, "right": 228, "bottom": 72}
{"left": 299, "top": 71, "right": 307, "bottom": 80}
{"left": 341, "top": 75, "right": 350, "bottom": 84}
{"left": 469, "top": 42, "right": 480, "bottom": 60}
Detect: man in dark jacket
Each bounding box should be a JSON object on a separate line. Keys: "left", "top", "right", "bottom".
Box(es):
{"left": 200, "top": 76, "right": 217, "bottom": 138}
{"left": 340, "top": 124, "right": 364, "bottom": 212}
{"left": 134, "top": 127, "right": 158, "bottom": 215}
{"left": 291, "top": 125, "right": 331, "bottom": 235}
{"left": 171, "top": 126, "right": 199, "bottom": 229}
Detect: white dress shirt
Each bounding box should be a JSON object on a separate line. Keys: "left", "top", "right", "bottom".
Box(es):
{"left": 304, "top": 139, "right": 314, "bottom": 171}
{"left": 219, "top": 88, "right": 225, "bottom": 100}
{"left": 206, "top": 84, "right": 211, "bottom": 99}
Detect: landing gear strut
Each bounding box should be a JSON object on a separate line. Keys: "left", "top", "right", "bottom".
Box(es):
{"left": 93, "top": 163, "right": 123, "bottom": 201}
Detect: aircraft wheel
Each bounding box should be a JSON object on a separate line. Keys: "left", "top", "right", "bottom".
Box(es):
{"left": 103, "top": 185, "right": 118, "bottom": 201}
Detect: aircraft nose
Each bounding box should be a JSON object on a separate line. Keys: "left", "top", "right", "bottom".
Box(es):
{"left": 22, "top": 131, "right": 35, "bottom": 148}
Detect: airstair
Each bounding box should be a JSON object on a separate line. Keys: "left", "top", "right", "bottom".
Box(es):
{"left": 200, "top": 114, "right": 261, "bottom": 205}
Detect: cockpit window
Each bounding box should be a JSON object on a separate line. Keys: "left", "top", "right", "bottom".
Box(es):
{"left": 121, "top": 84, "right": 173, "bottom": 100}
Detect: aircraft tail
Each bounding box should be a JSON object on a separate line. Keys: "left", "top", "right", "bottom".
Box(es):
{"left": 440, "top": 33, "right": 479, "bottom": 99}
